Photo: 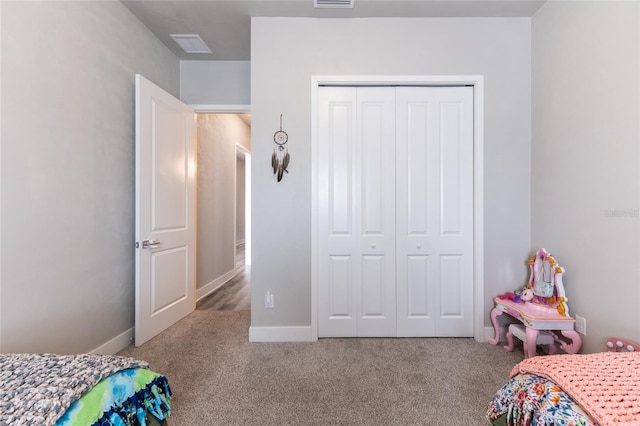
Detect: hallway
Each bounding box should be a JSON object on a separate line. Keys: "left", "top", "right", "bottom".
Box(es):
{"left": 196, "top": 265, "right": 251, "bottom": 312}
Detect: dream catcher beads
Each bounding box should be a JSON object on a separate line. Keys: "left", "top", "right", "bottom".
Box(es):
{"left": 272, "top": 114, "right": 290, "bottom": 182}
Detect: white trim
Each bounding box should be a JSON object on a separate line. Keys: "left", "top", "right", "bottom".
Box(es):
{"left": 196, "top": 268, "right": 237, "bottom": 302}
{"left": 310, "top": 79, "right": 319, "bottom": 341}
{"left": 235, "top": 143, "right": 251, "bottom": 269}
{"left": 472, "top": 78, "right": 485, "bottom": 343}
{"left": 311, "top": 75, "right": 485, "bottom": 342}
{"left": 0, "top": 1, "right": 3, "bottom": 353}
{"left": 244, "top": 153, "right": 252, "bottom": 266}
{"left": 90, "top": 327, "right": 134, "bottom": 355}
{"left": 190, "top": 104, "right": 250, "bottom": 113}
{"left": 249, "top": 326, "right": 314, "bottom": 342}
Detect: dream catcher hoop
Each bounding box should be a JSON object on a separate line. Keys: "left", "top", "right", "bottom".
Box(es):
{"left": 271, "top": 114, "right": 290, "bottom": 182}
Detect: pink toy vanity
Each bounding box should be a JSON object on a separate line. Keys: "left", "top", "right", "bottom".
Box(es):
{"left": 489, "top": 248, "right": 582, "bottom": 358}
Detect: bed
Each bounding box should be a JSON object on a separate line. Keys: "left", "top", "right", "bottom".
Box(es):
{"left": 0, "top": 353, "right": 172, "bottom": 425}
{"left": 486, "top": 337, "right": 640, "bottom": 426}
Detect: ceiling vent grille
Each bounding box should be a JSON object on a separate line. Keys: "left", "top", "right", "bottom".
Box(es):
{"left": 170, "top": 34, "right": 212, "bottom": 54}
{"left": 314, "top": 0, "right": 354, "bottom": 8}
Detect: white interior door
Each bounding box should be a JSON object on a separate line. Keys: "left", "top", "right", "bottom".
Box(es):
{"left": 395, "top": 86, "right": 474, "bottom": 337}
{"left": 318, "top": 87, "right": 396, "bottom": 337}
{"left": 135, "top": 74, "right": 196, "bottom": 346}
{"left": 317, "top": 85, "right": 474, "bottom": 338}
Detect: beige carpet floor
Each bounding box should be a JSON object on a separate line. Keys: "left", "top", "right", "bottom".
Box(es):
{"left": 118, "top": 310, "right": 522, "bottom": 425}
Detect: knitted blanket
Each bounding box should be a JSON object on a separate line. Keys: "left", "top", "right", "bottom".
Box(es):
{"left": 0, "top": 353, "right": 149, "bottom": 425}
{"left": 511, "top": 352, "right": 640, "bottom": 426}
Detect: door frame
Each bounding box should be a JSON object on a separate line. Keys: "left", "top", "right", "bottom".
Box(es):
{"left": 235, "top": 143, "right": 251, "bottom": 267}
{"left": 310, "top": 75, "right": 485, "bottom": 342}
{"left": 189, "top": 105, "right": 251, "bottom": 304}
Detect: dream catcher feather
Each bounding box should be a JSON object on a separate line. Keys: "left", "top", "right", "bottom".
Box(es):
{"left": 272, "top": 114, "right": 290, "bottom": 182}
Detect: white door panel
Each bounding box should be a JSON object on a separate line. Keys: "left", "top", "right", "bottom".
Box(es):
{"left": 356, "top": 87, "right": 396, "bottom": 337}
{"left": 318, "top": 85, "right": 473, "bottom": 338}
{"left": 135, "top": 74, "right": 196, "bottom": 346}
{"left": 396, "top": 87, "right": 473, "bottom": 337}
{"left": 318, "top": 87, "right": 358, "bottom": 337}
{"left": 150, "top": 247, "right": 188, "bottom": 313}
{"left": 318, "top": 87, "right": 396, "bottom": 337}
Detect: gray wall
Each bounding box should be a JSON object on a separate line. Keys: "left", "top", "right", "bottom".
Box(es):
{"left": 196, "top": 114, "right": 250, "bottom": 291}
{"left": 250, "top": 18, "right": 532, "bottom": 330}
{"left": 1, "top": 1, "right": 179, "bottom": 353}
{"left": 181, "top": 61, "right": 250, "bottom": 106}
{"left": 531, "top": 1, "right": 640, "bottom": 353}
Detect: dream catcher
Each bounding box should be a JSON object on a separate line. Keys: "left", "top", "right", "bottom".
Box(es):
{"left": 271, "top": 114, "right": 290, "bottom": 182}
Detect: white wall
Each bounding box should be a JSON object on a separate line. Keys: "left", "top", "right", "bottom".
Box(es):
{"left": 196, "top": 114, "right": 251, "bottom": 297}
{"left": 250, "top": 18, "right": 532, "bottom": 333}
{"left": 181, "top": 61, "right": 250, "bottom": 106}
{"left": 531, "top": 1, "right": 640, "bottom": 353}
{"left": 1, "top": 1, "right": 179, "bottom": 353}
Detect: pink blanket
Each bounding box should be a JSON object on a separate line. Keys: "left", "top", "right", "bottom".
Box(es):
{"left": 511, "top": 352, "right": 640, "bottom": 425}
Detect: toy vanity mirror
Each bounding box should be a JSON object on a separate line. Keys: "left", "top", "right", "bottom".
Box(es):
{"left": 527, "top": 248, "right": 570, "bottom": 316}
{"left": 533, "top": 255, "right": 555, "bottom": 298}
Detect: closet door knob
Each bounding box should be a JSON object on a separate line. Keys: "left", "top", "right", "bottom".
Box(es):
{"left": 416, "top": 243, "right": 422, "bottom": 249}
{"left": 371, "top": 243, "right": 376, "bottom": 249}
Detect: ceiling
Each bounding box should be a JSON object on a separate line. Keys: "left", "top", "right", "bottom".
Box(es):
{"left": 121, "top": 0, "right": 546, "bottom": 61}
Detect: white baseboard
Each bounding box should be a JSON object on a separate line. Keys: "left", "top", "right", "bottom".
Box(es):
{"left": 90, "top": 327, "right": 134, "bottom": 355}
{"left": 196, "top": 269, "right": 237, "bottom": 302}
{"left": 249, "top": 325, "right": 315, "bottom": 342}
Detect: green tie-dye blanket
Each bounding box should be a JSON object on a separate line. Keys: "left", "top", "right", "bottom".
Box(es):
{"left": 0, "top": 353, "right": 149, "bottom": 425}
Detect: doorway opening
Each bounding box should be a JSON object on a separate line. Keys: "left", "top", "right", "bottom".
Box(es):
{"left": 195, "top": 113, "right": 252, "bottom": 312}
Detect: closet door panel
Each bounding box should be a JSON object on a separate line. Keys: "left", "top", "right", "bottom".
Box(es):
{"left": 318, "top": 87, "right": 358, "bottom": 337}
{"left": 440, "top": 254, "right": 463, "bottom": 316}
{"left": 396, "top": 86, "right": 474, "bottom": 337}
{"left": 406, "top": 102, "right": 430, "bottom": 236}
{"left": 440, "top": 102, "right": 464, "bottom": 235}
{"left": 361, "top": 255, "right": 385, "bottom": 315}
{"left": 396, "top": 89, "right": 437, "bottom": 336}
{"left": 327, "top": 255, "right": 353, "bottom": 316}
{"left": 356, "top": 87, "right": 396, "bottom": 337}
{"left": 406, "top": 255, "right": 433, "bottom": 319}
{"left": 436, "top": 90, "right": 474, "bottom": 337}
{"left": 318, "top": 86, "right": 396, "bottom": 337}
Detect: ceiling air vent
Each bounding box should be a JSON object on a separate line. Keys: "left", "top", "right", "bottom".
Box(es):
{"left": 170, "top": 34, "right": 212, "bottom": 54}
{"left": 314, "top": 0, "right": 354, "bottom": 8}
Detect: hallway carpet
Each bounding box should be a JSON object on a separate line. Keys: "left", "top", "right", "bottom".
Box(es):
{"left": 118, "top": 310, "right": 522, "bottom": 425}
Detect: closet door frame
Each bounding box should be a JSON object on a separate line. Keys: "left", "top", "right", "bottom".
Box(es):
{"left": 311, "top": 75, "right": 485, "bottom": 342}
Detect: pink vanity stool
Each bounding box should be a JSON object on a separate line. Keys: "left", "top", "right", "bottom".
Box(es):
{"left": 489, "top": 248, "right": 582, "bottom": 358}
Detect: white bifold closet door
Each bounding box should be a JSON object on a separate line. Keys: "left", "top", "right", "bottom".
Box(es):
{"left": 318, "top": 85, "right": 473, "bottom": 338}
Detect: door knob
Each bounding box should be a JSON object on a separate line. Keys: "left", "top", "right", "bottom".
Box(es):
{"left": 142, "top": 239, "right": 160, "bottom": 249}
{"left": 416, "top": 243, "right": 422, "bottom": 249}
{"left": 371, "top": 243, "right": 376, "bottom": 249}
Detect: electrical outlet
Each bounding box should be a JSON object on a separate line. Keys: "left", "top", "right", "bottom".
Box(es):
{"left": 265, "top": 291, "right": 274, "bottom": 308}
{"left": 575, "top": 315, "right": 586, "bottom": 335}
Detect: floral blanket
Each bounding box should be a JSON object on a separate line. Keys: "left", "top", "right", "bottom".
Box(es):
{"left": 511, "top": 352, "right": 640, "bottom": 425}
{"left": 488, "top": 352, "right": 640, "bottom": 426}
{"left": 486, "top": 372, "right": 597, "bottom": 425}
{"left": 0, "top": 353, "right": 149, "bottom": 426}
